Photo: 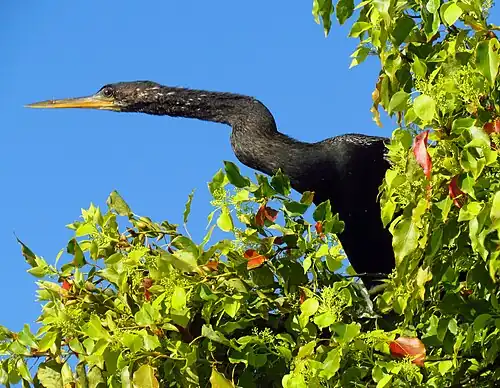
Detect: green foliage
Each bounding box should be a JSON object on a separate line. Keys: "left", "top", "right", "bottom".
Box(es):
{"left": 315, "top": 0, "right": 500, "bottom": 384}
{"left": 2, "top": 0, "right": 500, "bottom": 386}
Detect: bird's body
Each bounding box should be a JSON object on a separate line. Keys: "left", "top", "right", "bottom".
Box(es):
{"left": 27, "top": 81, "right": 395, "bottom": 286}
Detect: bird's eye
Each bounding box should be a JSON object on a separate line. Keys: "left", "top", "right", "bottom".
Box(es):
{"left": 101, "top": 87, "right": 114, "bottom": 98}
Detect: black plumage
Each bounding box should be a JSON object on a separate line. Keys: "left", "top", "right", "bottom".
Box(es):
{"left": 27, "top": 81, "right": 395, "bottom": 287}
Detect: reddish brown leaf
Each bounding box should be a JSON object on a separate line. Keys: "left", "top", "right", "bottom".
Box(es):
{"left": 273, "top": 236, "right": 284, "bottom": 245}
{"left": 389, "top": 336, "right": 426, "bottom": 367}
{"left": 484, "top": 120, "right": 500, "bottom": 134}
{"left": 61, "top": 279, "right": 71, "bottom": 291}
{"left": 299, "top": 289, "right": 306, "bottom": 305}
{"left": 142, "top": 278, "right": 153, "bottom": 289}
{"left": 256, "top": 206, "right": 266, "bottom": 226}
{"left": 264, "top": 207, "right": 278, "bottom": 222}
{"left": 449, "top": 176, "right": 466, "bottom": 208}
{"left": 205, "top": 260, "right": 219, "bottom": 271}
{"left": 315, "top": 222, "right": 323, "bottom": 234}
{"left": 413, "top": 130, "right": 432, "bottom": 180}
{"left": 256, "top": 205, "right": 278, "bottom": 226}
{"left": 144, "top": 289, "right": 151, "bottom": 301}
{"left": 244, "top": 249, "right": 267, "bottom": 270}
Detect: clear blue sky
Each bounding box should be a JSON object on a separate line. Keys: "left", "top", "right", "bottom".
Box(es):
{"left": 1, "top": 1, "right": 405, "bottom": 332}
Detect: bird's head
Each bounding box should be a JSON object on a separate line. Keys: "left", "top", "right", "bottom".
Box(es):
{"left": 26, "top": 81, "right": 162, "bottom": 112}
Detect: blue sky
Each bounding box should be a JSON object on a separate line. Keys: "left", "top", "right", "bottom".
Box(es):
{"left": 0, "top": 2, "right": 399, "bottom": 332}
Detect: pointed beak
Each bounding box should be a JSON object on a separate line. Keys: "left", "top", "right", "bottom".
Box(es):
{"left": 26, "top": 95, "right": 119, "bottom": 111}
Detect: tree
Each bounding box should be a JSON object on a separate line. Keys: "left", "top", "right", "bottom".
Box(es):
{"left": 1, "top": 0, "right": 500, "bottom": 386}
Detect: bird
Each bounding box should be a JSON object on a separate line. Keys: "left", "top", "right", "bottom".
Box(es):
{"left": 26, "top": 81, "right": 395, "bottom": 287}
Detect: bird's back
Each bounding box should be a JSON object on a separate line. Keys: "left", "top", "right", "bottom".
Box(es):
{"left": 306, "top": 134, "right": 394, "bottom": 285}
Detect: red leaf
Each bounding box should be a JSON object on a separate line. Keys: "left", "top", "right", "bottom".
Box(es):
{"left": 256, "top": 205, "right": 278, "bottom": 226}
{"left": 144, "top": 289, "right": 151, "bottom": 301}
{"left": 142, "top": 278, "right": 153, "bottom": 289}
{"left": 256, "top": 206, "right": 266, "bottom": 226}
{"left": 264, "top": 207, "right": 278, "bottom": 222}
{"left": 449, "top": 176, "right": 466, "bottom": 208}
{"left": 460, "top": 288, "right": 473, "bottom": 297}
{"left": 244, "top": 249, "right": 267, "bottom": 270}
{"left": 299, "top": 289, "right": 306, "bottom": 304}
{"left": 413, "top": 131, "right": 432, "bottom": 180}
{"left": 484, "top": 120, "right": 500, "bottom": 134}
{"left": 315, "top": 221, "right": 325, "bottom": 239}
{"left": 389, "top": 336, "right": 426, "bottom": 367}
{"left": 205, "top": 260, "right": 219, "bottom": 271}
{"left": 273, "top": 236, "right": 284, "bottom": 245}
{"left": 61, "top": 279, "right": 71, "bottom": 291}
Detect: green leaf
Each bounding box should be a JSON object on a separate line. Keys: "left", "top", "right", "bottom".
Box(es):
{"left": 377, "top": 374, "right": 393, "bottom": 388}
{"left": 442, "top": 2, "right": 463, "bottom": 25}
{"left": 16, "top": 237, "right": 37, "bottom": 267}
{"left": 388, "top": 91, "right": 410, "bottom": 114}
{"left": 349, "top": 46, "right": 371, "bottom": 68}
{"left": 66, "top": 238, "right": 86, "bottom": 267}
{"left": 37, "top": 331, "right": 58, "bottom": 352}
{"left": 122, "top": 333, "right": 143, "bottom": 353}
{"left": 202, "top": 325, "right": 231, "bottom": 346}
{"left": 458, "top": 201, "right": 482, "bottom": 222}
{"left": 107, "top": 190, "right": 131, "bottom": 216}
{"left": 320, "top": 348, "right": 341, "bottom": 379}
{"left": 208, "top": 169, "right": 226, "bottom": 195}
{"left": 183, "top": 189, "right": 195, "bottom": 224}
{"left": 297, "top": 340, "right": 317, "bottom": 358}
{"left": 313, "top": 201, "right": 332, "bottom": 222}
{"left": 412, "top": 56, "right": 427, "bottom": 78}
{"left": 69, "top": 338, "right": 86, "bottom": 355}
{"left": 87, "top": 367, "right": 105, "bottom": 387}
{"left": 135, "top": 303, "right": 161, "bottom": 326}
{"left": 336, "top": 0, "right": 354, "bottom": 25}
{"left": 312, "top": 0, "right": 334, "bottom": 36}
{"left": 349, "top": 22, "right": 371, "bottom": 38}
{"left": 300, "top": 298, "right": 319, "bottom": 317}
{"left": 438, "top": 360, "right": 453, "bottom": 375}
{"left": 314, "top": 312, "right": 337, "bottom": 328}
{"left": 300, "top": 191, "right": 315, "bottom": 205}
{"left": 161, "top": 251, "right": 197, "bottom": 273}
{"left": 16, "top": 359, "right": 31, "bottom": 383}
{"left": 223, "top": 297, "right": 241, "bottom": 318}
{"left": 392, "top": 16, "right": 415, "bottom": 46}
{"left": 217, "top": 207, "right": 233, "bottom": 232}
{"left": 36, "top": 361, "right": 62, "bottom": 388}
{"left": 473, "top": 313, "right": 492, "bottom": 331}
{"left": 271, "top": 169, "right": 291, "bottom": 196}
{"left": 331, "top": 322, "right": 360, "bottom": 343}
{"left": 284, "top": 201, "right": 309, "bottom": 216}
{"left": 224, "top": 161, "right": 250, "bottom": 188}
{"left": 476, "top": 38, "right": 499, "bottom": 86}
{"left": 171, "top": 287, "right": 187, "bottom": 311}
{"left": 392, "top": 218, "right": 419, "bottom": 263}
{"left": 413, "top": 94, "right": 436, "bottom": 122}
{"left": 210, "top": 368, "right": 234, "bottom": 388}
{"left": 84, "top": 315, "right": 111, "bottom": 341}
{"left": 491, "top": 191, "right": 500, "bottom": 225}
{"left": 17, "top": 324, "right": 37, "bottom": 348}
{"left": 132, "top": 365, "right": 159, "bottom": 388}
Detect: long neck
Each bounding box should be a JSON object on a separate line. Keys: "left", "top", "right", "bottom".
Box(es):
{"left": 134, "top": 86, "right": 319, "bottom": 189}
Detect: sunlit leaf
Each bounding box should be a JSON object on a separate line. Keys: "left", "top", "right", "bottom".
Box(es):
{"left": 413, "top": 95, "right": 436, "bottom": 122}
{"left": 389, "top": 336, "right": 426, "bottom": 366}
{"left": 132, "top": 365, "right": 159, "bottom": 388}
{"left": 476, "top": 38, "right": 499, "bottom": 86}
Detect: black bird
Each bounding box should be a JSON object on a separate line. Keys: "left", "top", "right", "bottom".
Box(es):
{"left": 26, "top": 81, "right": 395, "bottom": 287}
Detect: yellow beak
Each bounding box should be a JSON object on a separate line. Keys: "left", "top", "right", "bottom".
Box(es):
{"left": 26, "top": 95, "right": 119, "bottom": 111}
